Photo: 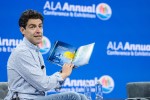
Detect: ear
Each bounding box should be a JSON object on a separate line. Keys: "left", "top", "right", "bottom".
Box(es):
{"left": 20, "top": 27, "right": 25, "bottom": 36}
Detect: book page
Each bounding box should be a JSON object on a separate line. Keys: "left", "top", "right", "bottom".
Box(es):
{"left": 73, "top": 43, "right": 95, "bottom": 67}
{"left": 48, "top": 41, "right": 76, "bottom": 67}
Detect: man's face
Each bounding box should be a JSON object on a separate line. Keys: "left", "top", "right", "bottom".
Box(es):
{"left": 20, "top": 19, "right": 43, "bottom": 45}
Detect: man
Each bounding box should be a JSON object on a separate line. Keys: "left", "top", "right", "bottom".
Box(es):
{"left": 5, "top": 9, "right": 87, "bottom": 100}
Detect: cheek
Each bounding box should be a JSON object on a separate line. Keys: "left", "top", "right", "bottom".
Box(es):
{"left": 27, "top": 30, "right": 35, "bottom": 35}
{"left": 24, "top": 30, "right": 34, "bottom": 37}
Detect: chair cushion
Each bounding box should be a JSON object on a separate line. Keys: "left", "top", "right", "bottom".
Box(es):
{"left": 0, "top": 82, "right": 8, "bottom": 99}
{"left": 127, "top": 82, "right": 150, "bottom": 98}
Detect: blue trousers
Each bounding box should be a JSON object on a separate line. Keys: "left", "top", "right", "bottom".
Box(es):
{"left": 35, "top": 91, "right": 88, "bottom": 100}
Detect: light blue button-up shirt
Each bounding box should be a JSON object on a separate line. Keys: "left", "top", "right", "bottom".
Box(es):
{"left": 5, "top": 37, "right": 64, "bottom": 99}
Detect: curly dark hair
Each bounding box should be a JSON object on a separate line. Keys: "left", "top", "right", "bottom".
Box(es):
{"left": 19, "top": 9, "right": 44, "bottom": 29}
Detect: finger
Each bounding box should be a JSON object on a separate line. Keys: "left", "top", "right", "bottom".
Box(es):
{"left": 65, "top": 63, "right": 70, "bottom": 67}
{"left": 63, "top": 63, "right": 66, "bottom": 67}
{"left": 70, "top": 64, "right": 74, "bottom": 68}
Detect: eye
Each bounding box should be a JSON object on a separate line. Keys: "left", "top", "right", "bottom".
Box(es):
{"left": 39, "top": 25, "right": 43, "bottom": 28}
{"left": 29, "top": 25, "right": 36, "bottom": 29}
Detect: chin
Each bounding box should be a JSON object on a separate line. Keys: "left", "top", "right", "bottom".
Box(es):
{"left": 37, "top": 40, "right": 42, "bottom": 44}
{"left": 34, "top": 40, "right": 42, "bottom": 45}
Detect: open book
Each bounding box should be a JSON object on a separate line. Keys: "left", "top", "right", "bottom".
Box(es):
{"left": 48, "top": 41, "right": 95, "bottom": 67}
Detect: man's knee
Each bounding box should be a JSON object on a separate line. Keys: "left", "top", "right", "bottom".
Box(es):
{"left": 67, "top": 91, "right": 81, "bottom": 99}
{"left": 79, "top": 93, "right": 87, "bottom": 100}
{"left": 66, "top": 91, "right": 87, "bottom": 100}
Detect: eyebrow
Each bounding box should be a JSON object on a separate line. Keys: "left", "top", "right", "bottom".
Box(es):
{"left": 28, "top": 24, "right": 36, "bottom": 27}
{"left": 28, "top": 23, "right": 43, "bottom": 26}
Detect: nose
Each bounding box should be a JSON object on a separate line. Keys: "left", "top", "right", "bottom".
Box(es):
{"left": 36, "top": 26, "right": 41, "bottom": 31}
{"left": 35, "top": 26, "right": 42, "bottom": 33}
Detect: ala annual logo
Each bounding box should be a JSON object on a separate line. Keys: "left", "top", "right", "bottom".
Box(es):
{"left": 107, "top": 41, "right": 150, "bottom": 56}
{"left": 0, "top": 37, "right": 22, "bottom": 52}
{"left": 43, "top": 1, "right": 112, "bottom": 20}
{"left": 96, "top": 3, "right": 112, "bottom": 20}
{"left": 99, "top": 75, "right": 114, "bottom": 93}
{"left": 38, "top": 36, "right": 51, "bottom": 54}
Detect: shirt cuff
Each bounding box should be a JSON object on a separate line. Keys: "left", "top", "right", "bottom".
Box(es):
{"left": 54, "top": 72, "right": 64, "bottom": 85}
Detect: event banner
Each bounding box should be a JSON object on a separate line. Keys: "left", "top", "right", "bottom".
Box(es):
{"left": 0, "top": 0, "right": 150, "bottom": 99}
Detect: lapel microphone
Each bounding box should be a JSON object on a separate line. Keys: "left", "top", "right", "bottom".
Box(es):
{"left": 41, "top": 65, "right": 45, "bottom": 69}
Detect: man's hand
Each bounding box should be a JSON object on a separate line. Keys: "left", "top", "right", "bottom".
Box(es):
{"left": 60, "top": 63, "right": 74, "bottom": 79}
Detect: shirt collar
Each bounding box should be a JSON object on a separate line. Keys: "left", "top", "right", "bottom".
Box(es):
{"left": 23, "top": 37, "right": 40, "bottom": 51}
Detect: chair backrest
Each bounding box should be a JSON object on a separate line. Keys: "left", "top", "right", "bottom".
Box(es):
{"left": 0, "top": 82, "right": 8, "bottom": 99}
{"left": 126, "top": 82, "right": 150, "bottom": 99}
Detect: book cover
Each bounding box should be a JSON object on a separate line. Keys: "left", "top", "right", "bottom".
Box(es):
{"left": 48, "top": 41, "right": 95, "bottom": 67}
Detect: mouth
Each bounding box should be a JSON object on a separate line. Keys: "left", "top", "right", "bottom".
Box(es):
{"left": 34, "top": 35, "right": 42, "bottom": 38}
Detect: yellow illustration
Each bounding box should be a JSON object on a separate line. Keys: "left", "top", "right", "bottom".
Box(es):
{"left": 63, "top": 51, "right": 75, "bottom": 60}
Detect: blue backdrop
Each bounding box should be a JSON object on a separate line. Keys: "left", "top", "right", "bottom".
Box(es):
{"left": 0, "top": 0, "right": 150, "bottom": 99}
